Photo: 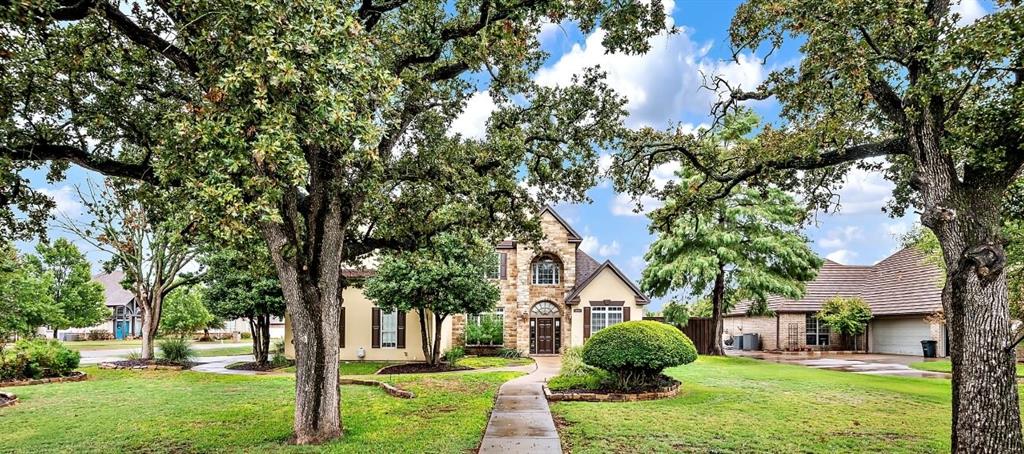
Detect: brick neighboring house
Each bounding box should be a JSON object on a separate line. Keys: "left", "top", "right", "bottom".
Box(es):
{"left": 284, "top": 206, "right": 650, "bottom": 360}
{"left": 724, "top": 247, "right": 948, "bottom": 356}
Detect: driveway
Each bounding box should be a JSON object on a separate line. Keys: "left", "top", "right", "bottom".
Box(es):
{"left": 731, "top": 350, "right": 950, "bottom": 378}
{"left": 78, "top": 342, "right": 252, "bottom": 365}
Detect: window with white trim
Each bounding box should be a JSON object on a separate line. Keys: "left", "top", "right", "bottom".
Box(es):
{"left": 486, "top": 252, "right": 505, "bottom": 279}
{"left": 591, "top": 306, "right": 623, "bottom": 333}
{"left": 805, "top": 314, "right": 830, "bottom": 346}
{"left": 381, "top": 310, "right": 398, "bottom": 348}
{"left": 532, "top": 257, "right": 560, "bottom": 285}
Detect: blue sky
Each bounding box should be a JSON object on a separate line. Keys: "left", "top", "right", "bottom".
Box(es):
{"left": 17, "top": 0, "right": 991, "bottom": 310}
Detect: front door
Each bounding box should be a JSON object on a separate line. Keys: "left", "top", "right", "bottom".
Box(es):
{"left": 536, "top": 318, "right": 554, "bottom": 354}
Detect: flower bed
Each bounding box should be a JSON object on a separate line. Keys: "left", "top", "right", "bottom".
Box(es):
{"left": 339, "top": 378, "right": 415, "bottom": 398}
{"left": 544, "top": 378, "right": 680, "bottom": 402}
{"left": 376, "top": 362, "right": 471, "bottom": 375}
{"left": 0, "top": 391, "right": 17, "bottom": 408}
{"left": 0, "top": 371, "right": 89, "bottom": 388}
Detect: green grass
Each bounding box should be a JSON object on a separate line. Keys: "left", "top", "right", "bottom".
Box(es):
{"left": 62, "top": 339, "right": 144, "bottom": 351}
{"left": 458, "top": 356, "right": 534, "bottom": 369}
{"left": 0, "top": 366, "right": 519, "bottom": 453}
{"left": 909, "top": 359, "right": 1024, "bottom": 377}
{"left": 340, "top": 361, "right": 391, "bottom": 375}
{"left": 189, "top": 345, "right": 254, "bottom": 357}
{"left": 551, "top": 356, "right": 965, "bottom": 453}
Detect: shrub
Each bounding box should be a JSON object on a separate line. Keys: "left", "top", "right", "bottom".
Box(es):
{"left": 465, "top": 315, "right": 503, "bottom": 345}
{"left": 560, "top": 346, "right": 598, "bottom": 377}
{"left": 582, "top": 320, "right": 697, "bottom": 389}
{"left": 443, "top": 346, "right": 465, "bottom": 366}
{"left": 547, "top": 369, "right": 612, "bottom": 391}
{"left": 0, "top": 339, "right": 80, "bottom": 380}
{"left": 498, "top": 347, "right": 523, "bottom": 359}
{"left": 158, "top": 338, "right": 196, "bottom": 363}
{"left": 87, "top": 330, "right": 113, "bottom": 341}
{"left": 126, "top": 350, "right": 142, "bottom": 361}
{"left": 270, "top": 340, "right": 289, "bottom": 368}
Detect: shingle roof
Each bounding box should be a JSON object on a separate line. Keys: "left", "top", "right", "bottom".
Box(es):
{"left": 575, "top": 249, "right": 601, "bottom": 283}
{"left": 93, "top": 271, "right": 135, "bottom": 307}
{"left": 727, "top": 247, "right": 943, "bottom": 316}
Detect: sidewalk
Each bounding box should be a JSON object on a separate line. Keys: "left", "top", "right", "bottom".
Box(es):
{"left": 478, "top": 356, "right": 562, "bottom": 454}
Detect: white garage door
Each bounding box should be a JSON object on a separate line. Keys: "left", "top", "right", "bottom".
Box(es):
{"left": 871, "top": 317, "right": 935, "bottom": 356}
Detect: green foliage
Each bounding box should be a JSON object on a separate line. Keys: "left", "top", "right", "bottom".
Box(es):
{"left": 0, "top": 242, "right": 57, "bottom": 344}
{"left": 816, "top": 297, "right": 873, "bottom": 336}
{"left": 365, "top": 233, "right": 500, "bottom": 363}
{"left": 465, "top": 315, "right": 503, "bottom": 346}
{"left": 270, "top": 340, "right": 290, "bottom": 368}
{"left": 27, "top": 239, "right": 107, "bottom": 335}
{"left": 443, "top": 347, "right": 466, "bottom": 366}
{"left": 0, "top": 339, "right": 80, "bottom": 380}
{"left": 547, "top": 370, "right": 613, "bottom": 392}
{"left": 160, "top": 287, "right": 215, "bottom": 339}
{"left": 158, "top": 338, "right": 196, "bottom": 364}
{"left": 662, "top": 301, "right": 690, "bottom": 328}
{"left": 201, "top": 244, "right": 285, "bottom": 322}
{"left": 582, "top": 321, "right": 697, "bottom": 389}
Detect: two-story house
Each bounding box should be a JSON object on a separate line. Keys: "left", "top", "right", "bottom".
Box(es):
{"left": 283, "top": 207, "right": 650, "bottom": 360}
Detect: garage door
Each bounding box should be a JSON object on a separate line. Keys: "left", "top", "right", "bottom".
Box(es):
{"left": 870, "top": 317, "right": 935, "bottom": 356}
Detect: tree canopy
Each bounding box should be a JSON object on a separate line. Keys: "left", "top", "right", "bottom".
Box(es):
{"left": 27, "top": 238, "right": 107, "bottom": 337}
{"left": 816, "top": 297, "right": 872, "bottom": 337}
{"left": 0, "top": 242, "right": 56, "bottom": 346}
{"left": 364, "top": 233, "right": 500, "bottom": 365}
{"left": 160, "top": 286, "right": 214, "bottom": 339}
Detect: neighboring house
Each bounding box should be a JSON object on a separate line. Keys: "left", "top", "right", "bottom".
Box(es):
{"left": 724, "top": 247, "right": 947, "bottom": 356}
{"left": 48, "top": 270, "right": 143, "bottom": 340}
{"left": 284, "top": 207, "right": 650, "bottom": 360}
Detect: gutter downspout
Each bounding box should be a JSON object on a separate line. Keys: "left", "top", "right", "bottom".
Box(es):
{"left": 776, "top": 313, "right": 780, "bottom": 351}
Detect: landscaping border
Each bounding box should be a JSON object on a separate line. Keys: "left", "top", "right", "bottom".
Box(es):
{"left": 339, "top": 378, "right": 415, "bottom": 398}
{"left": 99, "top": 362, "right": 186, "bottom": 371}
{"left": 0, "top": 371, "right": 89, "bottom": 388}
{"left": 543, "top": 381, "right": 680, "bottom": 402}
{"left": 0, "top": 391, "right": 18, "bottom": 408}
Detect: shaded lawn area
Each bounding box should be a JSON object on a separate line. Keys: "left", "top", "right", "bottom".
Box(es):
{"left": 0, "top": 367, "right": 518, "bottom": 453}
{"left": 459, "top": 356, "right": 534, "bottom": 369}
{"left": 191, "top": 345, "right": 254, "bottom": 357}
{"left": 910, "top": 359, "right": 1024, "bottom": 377}
{"left": 551, "top": 356, "right": 971, "bottom": 453}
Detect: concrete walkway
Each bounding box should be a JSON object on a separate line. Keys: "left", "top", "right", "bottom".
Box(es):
{"left": 189, "top": 355, "right": 259, "bottom": 375}
{"left": 732, "top": 351, "right": 950, "bottom": 378}
{"left": 479, "top": 356, "right": 562, "bottom": 454}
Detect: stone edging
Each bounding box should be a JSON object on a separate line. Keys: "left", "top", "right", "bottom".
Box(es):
{"left": 543, "top": 381, "right": 680, "bottom": 402}
{"left": 0, "top": 371, "right": 89, "bottom": 388}
{"left": 0, "top": 391, "right": 18, "bottom": 408}
{"left": 339, "top": 378, "right": 415, "bottom": 399}
{"left": 99, "top": 362, "right": 185, "bottom": 371}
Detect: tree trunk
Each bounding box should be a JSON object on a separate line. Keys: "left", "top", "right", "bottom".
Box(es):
{"left": 433, "top": 313, "right": 445, "bottom": 365}
{"left": 418, "top": 308, "right": 434, "bottom": 365}
{"left": 261, "top": 314, "right": 271, "bottom": 362}
{"left": 251, "top": 315, "right": 270, "bottom": 366}
{"left": 709, "top": 266, "right": 726, "bottom": 356}
{"left": 53, "top": 328, "right": 58, "bottom": 339}
{"left": 139, "top": 292, "right": 163, "bottom": 360}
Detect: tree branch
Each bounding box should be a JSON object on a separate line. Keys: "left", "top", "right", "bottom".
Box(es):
{"left": 1, "top": 142, "right": 158, "bottom": 184}
{"left": 99, "top": 2, "right": 199, "bottom": 76}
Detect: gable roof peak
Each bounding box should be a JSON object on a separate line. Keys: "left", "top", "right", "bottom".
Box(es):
{"left": 539, "top": 206, "right": 583, "bottom": 242}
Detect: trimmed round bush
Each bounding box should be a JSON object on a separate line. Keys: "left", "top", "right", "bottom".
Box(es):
{"left": 582, "top": 320, "right": 697, "bottom": 389}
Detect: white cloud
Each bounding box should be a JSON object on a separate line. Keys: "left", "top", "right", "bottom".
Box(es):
{"left": 611, "top": 193, "right": 663, "bottom": 216}
{"left": 952, "top": 0, "right": 986, "bottom": 27}
{"left": 826, "top": 249, "right": 857, "bottom": 264}
{"left": 36, "top": 186, "right": 83, "bottom": 217}
{"left": 449, "top": 91, "right": 497, "bottom": 139}
{"left": 884, "top": 221, "right": 910, "bottom": 238}
{"left": 535, "top": 26, "right": 765, "bottom": 129}
{"left": 832, "top": 165, "right": 895, "bottom": 215}
{"left": 579, "top": 234, "right": 621, "bottom": 257}
{"left": 818, "top": 226, "right": 864, "bottom": 250}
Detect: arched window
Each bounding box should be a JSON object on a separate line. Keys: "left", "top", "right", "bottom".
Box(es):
{"left": 531, "top": 255, "right": 561, "bottom": 285}
{"left": 531, "top": 301, "right": 561, "bottom": 317}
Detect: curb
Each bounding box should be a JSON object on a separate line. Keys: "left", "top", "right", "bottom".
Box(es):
{"left": 0, "top": 372, "right": 89, "bottom": 388}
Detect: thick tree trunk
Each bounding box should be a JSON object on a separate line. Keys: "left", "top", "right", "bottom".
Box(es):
{"left": 139, "top": 293, "right": 163, "bottom": 360}
{"left": 251, "top": 315, "right": 271, "bottom": 366}
{"left": 418, "top": 308, "right": 434, "bottom": 365}
{"left": 709, "top": 266, "right": 726, "bottom": 356}
{"left": 433, "top": 313, "right": 445, "bottom": 365}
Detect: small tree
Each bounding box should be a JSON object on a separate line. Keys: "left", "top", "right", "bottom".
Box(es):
{"left": 816, "top": 297, "right": 872, "bottom": 341}
{"left": 201, "top": 244, "right": 286, "bottom": 366}
{"left": 364, "top": 234, "right": 500, "bottom": 366}
{"left": 160, "top": 287, "right": 214, "bottom": 340}
{"left": 0, "top": 242, "right": 56, "bottom": 349}
{"left": 28, "top": 239, "right": 107, "bottom": 338}
{"left": 661, "top": 301, "right": 690, "bottom": 329}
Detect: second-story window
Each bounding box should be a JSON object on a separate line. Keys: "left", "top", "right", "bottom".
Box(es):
{"left": 532, "top": 257, "right": 560, "bottom": 285}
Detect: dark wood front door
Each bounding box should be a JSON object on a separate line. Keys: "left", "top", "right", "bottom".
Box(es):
{"left": 536, "top": 318, "right": 554, "bottom": 354}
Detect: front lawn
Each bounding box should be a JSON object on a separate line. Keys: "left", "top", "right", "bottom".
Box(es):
{"left": 459, "top": 356, "right": 534, "bottom": 369}
{"left": 909, "top": 359, "right": 1024, "bottom": 377}
{"left": 0, "top": 367, "right": 518, "bottom": 452}
{"left": 551, "top": 356, "right": 961, "bottom": 453}
{"left": 191, "top": 345, "right": 254, "bottom": 357}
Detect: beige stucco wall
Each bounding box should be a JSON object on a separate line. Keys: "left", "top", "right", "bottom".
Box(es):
{"left": 285, "top": 286, "right": 452, "bottom": 361}
{"left": 569, "top": 267, "right": 648, "bottom": 348}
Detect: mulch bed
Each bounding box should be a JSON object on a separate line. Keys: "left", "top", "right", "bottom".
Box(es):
{"left": 0, "top": 391, "right": 16, "bottom": 408}
{"left": 0, "top": 371, "right": 89, "bottom": 388}
{"left": 226, "top": 360, "right": 294, "bottom": 372}
{"left": 376, "top": 363, "right": 472, "bottom": 375}
{"left": 99, "top": 359, "right": 195, "bottom": 370}
{"left": 545, "top": 375, "right": 681, "bottom": 402}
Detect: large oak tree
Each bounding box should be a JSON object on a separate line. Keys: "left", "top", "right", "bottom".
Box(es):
{"left": 613, "top": 1, "right": 1024, "bottom": 451}
{"left": 0, "top": 0, "right": 666, "bottom": 443}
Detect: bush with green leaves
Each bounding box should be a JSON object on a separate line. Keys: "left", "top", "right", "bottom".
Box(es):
{"left": 582, "top": 320, "right": 697, "bottom": 389}
{"left": 158, "top": 338, "right": 196, "bottom": 364}
{"left": 498, "top": 347, "right": 523, "bottom": 359}
{"left": 545, "top": 346, "right": 613, "bottom": 391}
{"left": 465, "top": 315, "right": 503, "bottom": 346}
{"left": 270, "top": 339, "right": 290, "bottom": 368}
{"left": 817, "top": 297, "right": 873, "bottom": 336}
{"left": 0, "top": 339, "right": 80, "bottom": 380}
{"left": 443, "top": 346, "right": 465, "bottom": 366}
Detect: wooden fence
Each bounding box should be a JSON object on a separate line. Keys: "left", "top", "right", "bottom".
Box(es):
{"left": 644, "top": 316, "right": 716, "bottom": 355}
